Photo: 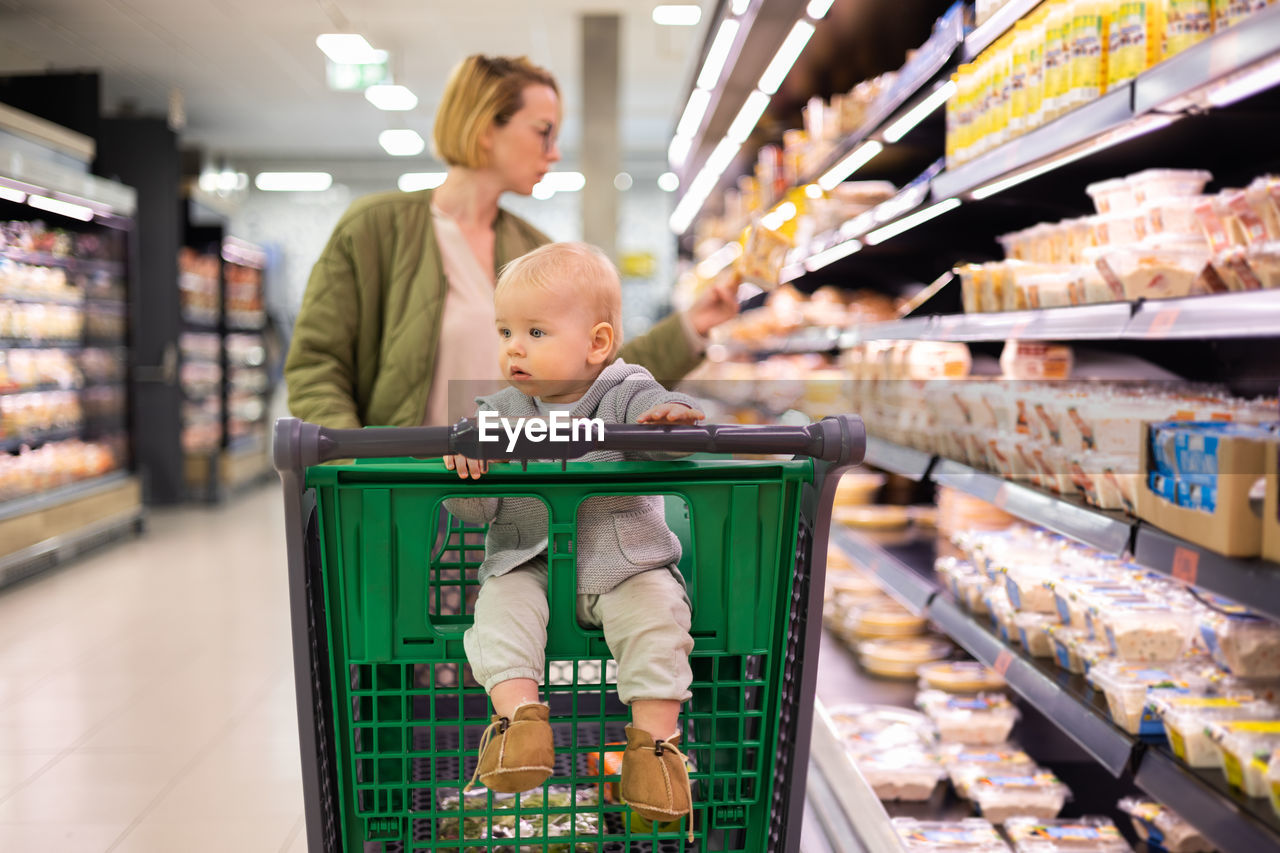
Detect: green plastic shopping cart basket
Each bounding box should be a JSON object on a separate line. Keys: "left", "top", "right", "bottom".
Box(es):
{"left": 274, "top": 415, "right": 864, "bottom": 852}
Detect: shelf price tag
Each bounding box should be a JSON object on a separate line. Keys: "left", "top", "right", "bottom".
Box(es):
{"left": 1146, "top": 308, "right": 1180, "bottom": 338}
{"left": 1171, "top": 546, "right": 1199, "bottom": 585}
{"left": 994, "top": 650, "right": 1014, "bottom": 676}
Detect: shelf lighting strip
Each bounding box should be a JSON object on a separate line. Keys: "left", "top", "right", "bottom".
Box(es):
{"left": 864, "top": 197, "right": 960, "bottom": 245}
{"left": 882, "top": 81, "right": 957, "bottom": 143}
{"left": 817, "top": 141, "right": 884, "bottom": 191}
{"left": 0, "top": 175, "right": 112, "bottom": 222}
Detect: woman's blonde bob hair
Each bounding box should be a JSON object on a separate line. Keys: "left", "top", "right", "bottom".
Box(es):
{"left": 432, "top": 55, "right": 560, "bottom": 169}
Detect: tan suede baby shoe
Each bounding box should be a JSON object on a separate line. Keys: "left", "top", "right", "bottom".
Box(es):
{"left": 620, "top": 725, "right": 693, "bottom": 830}
{"left": 463, "top": 701, "right": 555, "bottom": 794}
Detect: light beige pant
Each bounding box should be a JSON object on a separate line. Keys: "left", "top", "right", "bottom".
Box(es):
{"left": 464, "top": 558, "right": 694, "bottom": 704}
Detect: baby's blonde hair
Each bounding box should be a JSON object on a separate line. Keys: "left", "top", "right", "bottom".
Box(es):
{"left": 496, "top": 242, "right": 623, "bottom": 357}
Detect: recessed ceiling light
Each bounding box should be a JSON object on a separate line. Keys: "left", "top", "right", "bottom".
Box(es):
{"left": 379, "top": 129, "right": 426, "bottom": 156}
{"left": 315, "top": 34, "right": 385, "bottom": 65}
{"left": 657, "top": 172, "right": 679, "bottom": 192}
{"left": 653, "top": 5, "right": 702, "bottom": 26}
{"left": 614, "top": 172, "right": 633, "bottom": 191}
{"left": 254, "top": 172, "right": 333, "bottom": 191}
{"left": 398, "top": 172, "right": 447, "bottom": 192}
{"left": 365, "top": 84, "right": 418, "bottom": 111}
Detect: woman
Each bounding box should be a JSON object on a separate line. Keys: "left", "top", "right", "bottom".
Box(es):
{"left": 285, "top": 54, "right": 738, "bottom": 429}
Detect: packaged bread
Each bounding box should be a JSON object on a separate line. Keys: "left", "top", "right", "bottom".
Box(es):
{"left": 1004, "top": 816, "right": 1132, "bottom": 852}
{"left": 1117, "top": 798, "right": 1215, "bottom": 852}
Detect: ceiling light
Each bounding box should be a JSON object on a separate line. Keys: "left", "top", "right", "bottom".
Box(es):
{"left": 806, "top": 0, "right": 837, "bottom": 18}
{"left": 653, "top": 5, "right": 702, "bottom": 26}
{"left": 882, "top": 80, "right": 956, "bottom": 143}
{"left": 27, "top": 194, "right": 94, "bottom": 221}
{"left": 254, "top": 172, "right": 333, "bottom": 191}
{"left": 1206, "top": 57, "right": 1280, "bottom": 107}
{"left": 758, "top": 20, "right": 815, "bottom": 94}
{"left": 760, "top": 201, "right": 797, "bottom": 231}
{"left": 614, "top": 172, "right": 634, "bottom": 191}
{"left": 398, "top": 172, "right": 447, "bottom": 192}
{"left": 696, "top": 242, "right": 742, "bottom": 278}
{"left": 864, "top": 198, "right": 960, "bottom": 245}
{"left": 316, "top": 34, "right": 385, "bottom": 65}
{"left": 668, "top": 134, "right": 693, "bottom": 168}
{"left": 697, "top": 19, "right": 741, "bottom": 90}
{"left": 365, "top": 84, "right": 419, "bottom": 111}
{"left": 731, "top": 0, "right": 751, "bottom": 13}
{"left": 379, "top": 129, "right": 426, "bottom": 156}
{"left": 0, "top": 185, "right": 26, "bottom": 203}
{"left": 676, "top": 89, "right": 712, "bottom": 138}
{"left": 658, "top": 172, "right": 680, "bottom": 192}
{"left": 804, "top": 238, "right": 862, "bottom": 270}
{"left": 969, "top": 115, "right": 1177, "bottom": 200}
{"left": 817, "top": 140, "right": 883, "bottom": 190}
{"left": 726, "top": 90, "right": 771, "bottom": 143}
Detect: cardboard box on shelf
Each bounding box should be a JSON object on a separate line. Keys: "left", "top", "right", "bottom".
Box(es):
{"left": 1137, "top": 423, "right": 1272, "bottom": 559}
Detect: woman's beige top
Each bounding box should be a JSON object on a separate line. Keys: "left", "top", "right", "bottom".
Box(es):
{"left": 423, "top": 203, "right": 505, "bottom": 424}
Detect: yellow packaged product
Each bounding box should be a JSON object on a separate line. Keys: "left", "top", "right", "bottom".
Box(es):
{"left": 919, "top": 661, "right": 1008, "bottom": 693}
{"left": 853, "top": 605, "right": 928, "bottom": 639}
{"left": 1213, "top": 0, "right": 1268, "bottom": 30}
{"left": 1164, "top": 0, "right": 1212, "bottom": 57}
{"left": 736, "top": 222, "right": 792, "bottom": 290}
{"left": 857, "top": 637, "right": 953, "bottom": 679}
{"left": 1010, "top": 22, "right": 1033, "bottom": 137}
{"left": 1043, "top": 0, "right": 1074, "bottom": 120}
{"left": 1025, "top": 6, "right": 1051, "bottom": 131}
{"left": 1208, "top": 719, "right": 1280, "bottom": 797}
{"left": 1069, "top": 0, "right": 1111, "bottom": 108}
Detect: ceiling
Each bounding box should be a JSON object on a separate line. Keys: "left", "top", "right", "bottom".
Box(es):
{"left": 0, "top": 0, "right": 714, "bottom": 175}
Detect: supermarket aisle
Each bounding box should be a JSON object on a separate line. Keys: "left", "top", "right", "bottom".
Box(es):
{"left": 0, "top": 484, "right": 306, "bottom": 853}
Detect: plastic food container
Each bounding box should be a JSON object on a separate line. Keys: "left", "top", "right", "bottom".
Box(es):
{"left": 894, "top": 818, "right": 1013, "bottom": 852}
{"left": 970, "top": 771, "right": 1071, "bottom": 823}
{"left": 1207, "top": 720, "right": 1280, "bottom": 797}
{"left": 1015, "top": 612, "right": 1058, "bottom": 658}
{"left": 1004, "top": 816, "right": 1132, "bottom": 852}
{"left": 918, "top": 690, "right": 1020, "bottom": 744}
{"left": 1048, "top": 627, "right": 1098, "bottom": 675}
{"left": 856, "top": 747, "right": 947, "bottom": 801}
{"left": 1269, "top": 750, "right": 1280, "bottom": 821}
{"left": 1086, "top": 178, "right": 1135, "bottom": 215}
{"left": 1117, "top": 797, "right": 1213, "bottom": 852}
{"left": 1003, "top": 565, "right": 1059, "bottom": 613}
{"left": 1097, "top": 601, "right": 1197, "bottom": 663}
{"left": 1144, "top": 196, "right": 1210, "bottom": 240}
{"left": 1052, "top": 576, "right": 1123, "bottom": 631}
{"left": 1150, "top": 693, "right": 1280, "bottom": 768}
{"left": 852, "top": 606, "right": 928, "bottom": 639}
{"left": 944, "top": 746, "right": 1038, "bottom": 798}
{"left": 1127, "top": 169, "right": 1213, "bottom": 204}
{"left": 1087, "top": 661, "right": 1207, "bottom": 735}
{"left": 920, "top": 662, "right": 1008, "bottom": 693}
{"left": 990, "top": 588, "right": 1020, "bottom": 646}
{"left": 858, "top": 637, "right": 953, "bottom": 679}
{"left": 1199, "top": 605, "right": 1280, "bottom": 678}
{"left": 958, "top": 572, "right": 995, "bottom": 616}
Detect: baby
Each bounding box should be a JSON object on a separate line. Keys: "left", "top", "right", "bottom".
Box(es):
{"left": 443, "top": 241, "right": 702, "bottom": 826}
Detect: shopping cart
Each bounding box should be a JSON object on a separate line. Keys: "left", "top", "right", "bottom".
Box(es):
{"left": 274, "top": 414, "right": 865, "bottom": 853}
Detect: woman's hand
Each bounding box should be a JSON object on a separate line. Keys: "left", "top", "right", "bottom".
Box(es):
{"left": 636, "top": 403, "right": 706, "bottom": 425}
{"left": 443, "top": 453, "right": 489, "bottom": 479}
{"left": 687, "top": 271, "right": 742, "bottom": 336}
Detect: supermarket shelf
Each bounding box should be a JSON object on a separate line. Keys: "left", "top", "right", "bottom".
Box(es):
{"left": 930, "top": 457, "right": 1135, "bottom": 555}
{"left": 928, "top": 596, "right": 1136, "bottom": 775}
{"left": 927, "top": 301, "right": 1135, "bottom": 342}
{"left": 0, "top": 470, "right": 130, "bottom": 523}
{"left": 1133, "top": 524, "right": 1280, "bottom": 624}
{"left": 840, "top": 316, "right": 934, "bottom": 344}
{"left": 931, "top": 85, "right": 1135, "bottom": 202}
{"left": 864, "top": 435, "right": 935, "bottom": 481}
{"left": 1133, "top": 746, "right": 1280, "bottom": 853}
{"left": 0, "top": 338, "right": 81, "bottom": 350}
{"left": 1133, "top": 3, "right": 1280, "bottom": 114}
{"left": 0, "top": 382, "right": 83, "bottom": 396}
{"left": 1125, "top": 290, "right": 1280, "bottom": 339}
{"left": 809, "top": 699, "right": 907, "bottom": 853}
{"left": 828, "top": 526, "right": 1280, "bottom": 848}
{"left": 830, "top": 525, "right": 937, "bottom": 613}
{"left": 0, "top": 249, "right": 125, "bottom": 276}
{"left": 0, "top": 426, "right": 82, "bottom": 451}
{"left": 963, "top": 0, "right": 1046, "bottom": 60}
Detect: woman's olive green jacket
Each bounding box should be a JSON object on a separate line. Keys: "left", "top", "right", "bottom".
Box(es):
{"left": 284, "top": 189, "right": 701, "bottom": 429}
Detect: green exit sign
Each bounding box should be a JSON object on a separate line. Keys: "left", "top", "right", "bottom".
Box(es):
{"left": 327, "top": 58, "right": 390, "bottom": 91}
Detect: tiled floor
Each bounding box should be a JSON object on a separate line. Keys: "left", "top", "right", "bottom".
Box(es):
{"left": 0, "top": 484, "right": 307, "bottom": 852}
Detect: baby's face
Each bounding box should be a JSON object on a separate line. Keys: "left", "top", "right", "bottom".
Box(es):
{"left": 494, "top": 283, "right": 605, "bottom": 402}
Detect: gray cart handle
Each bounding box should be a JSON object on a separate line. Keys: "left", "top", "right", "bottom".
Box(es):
{"left": 274, "top": 414, "right": 866, "bottom": 472}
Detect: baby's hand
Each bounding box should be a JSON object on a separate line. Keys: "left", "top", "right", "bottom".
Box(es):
{"left": 636, "top": 403, "right": 705, "bottom": 425}
{"left": 443, "top": 453, "right": 489, "bottom": 479}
